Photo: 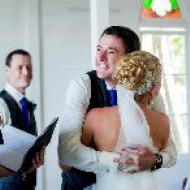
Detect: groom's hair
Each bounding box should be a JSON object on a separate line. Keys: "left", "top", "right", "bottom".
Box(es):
{"left": 5, "top": 49, "right": 31, "bottom": 67}
{"left": 100, "top": 26, "right": 140, "bottom": 54}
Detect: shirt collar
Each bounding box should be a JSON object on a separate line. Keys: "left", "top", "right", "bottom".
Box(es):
{"left": 5, "top": 83, "right": 25, "bottom": 104}
{"left": 105, "top": 82, "right": 117, "bottom": 90}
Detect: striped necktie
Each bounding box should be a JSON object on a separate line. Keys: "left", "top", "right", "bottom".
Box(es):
{"left": 108, "top": 89, "right": 117, "bottom": 106}
{"left": 20, "top": 97, "right": 29, "bottom": 128}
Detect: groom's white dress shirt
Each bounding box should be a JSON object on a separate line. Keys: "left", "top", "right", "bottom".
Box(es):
{"left": 0, "top": 83, "right": 25, "bottom": 127}
{"left": 58, "top": 74, "right": 177, "bottom": 174}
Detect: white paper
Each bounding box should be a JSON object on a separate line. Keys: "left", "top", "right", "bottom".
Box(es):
{"left": 0, "top": 125, "right": 37, "bottom": 171}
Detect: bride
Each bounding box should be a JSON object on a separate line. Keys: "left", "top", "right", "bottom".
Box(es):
{"left": 82, "top": 51, "right": 170, "bottom": 190}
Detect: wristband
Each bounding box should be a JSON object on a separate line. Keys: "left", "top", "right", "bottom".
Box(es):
{"left": 151, "top": 153, "right": 163, "bottom": 171}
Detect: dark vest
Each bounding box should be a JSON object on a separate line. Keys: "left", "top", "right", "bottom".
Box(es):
{"left": 63, "top": 71, "right": 111, "bottom": 190}
{"left": 0, "top": 90, "right": 37, "bottom": 187}
{"left": 87, "top": 70, "right": 110, "bottom": 110}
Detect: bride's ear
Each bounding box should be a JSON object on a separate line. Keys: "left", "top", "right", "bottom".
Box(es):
{"left": 150, "top": 84, "right": 161, "bottom": 100}
{"left": 151, "top": 87, "right": 156, "bottom": 99}
{"left": 149, "top": 90, "right": 155, "bottom": 103}
{"left": 146, "top": 88, "right": 155, "bottom": 106}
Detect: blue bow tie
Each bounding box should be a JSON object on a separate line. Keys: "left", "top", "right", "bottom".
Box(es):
{"left": 108, "top": 89, "right": 117, "bottom": 106}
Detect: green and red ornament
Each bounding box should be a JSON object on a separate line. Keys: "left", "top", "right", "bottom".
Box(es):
{"left": 142, "top": 0, "right": 181, "bottom": 19}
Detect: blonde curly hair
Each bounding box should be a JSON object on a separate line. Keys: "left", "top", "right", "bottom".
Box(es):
{"left": 113, "top": 51, "right": 162, "bottom": 95}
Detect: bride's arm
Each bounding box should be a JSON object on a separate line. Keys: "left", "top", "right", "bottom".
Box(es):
{"left": 152, "top": 94, "right": 177, "bottom": 168}
{"left": 159, "top": 113, "right": 170, "bottom": 151}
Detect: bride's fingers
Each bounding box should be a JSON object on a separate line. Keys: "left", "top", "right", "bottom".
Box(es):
{"left": 121, "top": 145, "right": 145, "bottom": 152}
{"left": 126, "top": 166, "right": 140, "bottom": 173}
{"left": 117, "top": 164, "right": 140, "bottom": 173}
{"left": 115, "top": 151, "right": 123, "bottom": 155}
{"left": 121, "top": 147, "right": 135, "bottom": 152}
{"left": 114, "top": 156, "right": 135, "bottom": 165}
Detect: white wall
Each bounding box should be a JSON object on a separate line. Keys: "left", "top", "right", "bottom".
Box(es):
{"left": 0, "top": 0, "right": 190, "bottom": 189}
{"left": 0, "top": 0, "right": 26, "bottom": 88}
{"left": 0, "top": 0, "right": 91, "bottom": 189}
{"left": 40, "top": 0, "right": 91, "bottom": 189}
{"left": 110, "top": 0, "right": 141, "bottom": 33}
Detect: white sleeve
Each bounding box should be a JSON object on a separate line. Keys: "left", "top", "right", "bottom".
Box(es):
{"left": 57, "top": 74, "right": 118, "bottom": 174}
{"left": 0, "top": 98, "right": 11, "bottom": 128}
{"left": 152, "top": 94, "right": 177, "bottom": 168}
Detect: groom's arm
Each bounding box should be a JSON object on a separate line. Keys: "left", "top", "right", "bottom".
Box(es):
{"left": 58, "top": 75, "right": 118, "bottom": 173}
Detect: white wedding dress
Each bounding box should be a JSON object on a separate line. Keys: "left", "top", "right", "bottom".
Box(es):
{"left": 95, "top": 86, "right": 164, "bottom": 190}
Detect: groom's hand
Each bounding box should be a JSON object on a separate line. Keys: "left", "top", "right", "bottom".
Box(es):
{"left": 114, "top": 146, "right": 157, "bottom": 173}
{"left": 132, "top": 147, "right": 157, "bottom": 172}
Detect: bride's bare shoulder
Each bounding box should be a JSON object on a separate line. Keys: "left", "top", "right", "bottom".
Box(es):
{"left": 85, "top": 106, "right": 118, "bottom": 128}
{"left": 87, "top": 106, "right": 117, "bottom": 118}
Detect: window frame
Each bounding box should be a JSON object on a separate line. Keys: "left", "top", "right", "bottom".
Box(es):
{"left": 139, "top": 27, "right": 190, "bottom": 153}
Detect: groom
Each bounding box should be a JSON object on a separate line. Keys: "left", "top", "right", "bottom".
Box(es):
{"left": 58, "top": 26, "right": 177, "bottom": 190}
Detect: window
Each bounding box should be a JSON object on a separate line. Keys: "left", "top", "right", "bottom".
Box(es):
{"left": 140, "top": 28, "right": 187, "bottom": 153}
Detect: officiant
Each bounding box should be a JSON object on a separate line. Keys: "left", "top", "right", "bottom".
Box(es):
{"left": 0, "top": 49, "right": 44, "bottom": 189}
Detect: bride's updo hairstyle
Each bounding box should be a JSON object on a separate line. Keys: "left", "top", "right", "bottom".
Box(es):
{"left": 113, "top": 51, "right": 162, "bottom": 95}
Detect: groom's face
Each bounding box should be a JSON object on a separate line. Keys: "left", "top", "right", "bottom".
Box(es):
{"left": 95, "top": 34, "right": 125, "bottom": 81}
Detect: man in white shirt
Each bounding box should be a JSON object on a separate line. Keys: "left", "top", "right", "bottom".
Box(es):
{"left": 0, "top": 49, "right": 44, "bottom": 189}
{"left": 58, "top": 26, "right": 177, "bottom": 190}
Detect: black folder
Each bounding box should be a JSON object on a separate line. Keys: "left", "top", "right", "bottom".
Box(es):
{"left": 0, "top": 117, "right": 59, "bottom": 172}
{"left": 20, "top": 117, "right": 59, "bottom": 172}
